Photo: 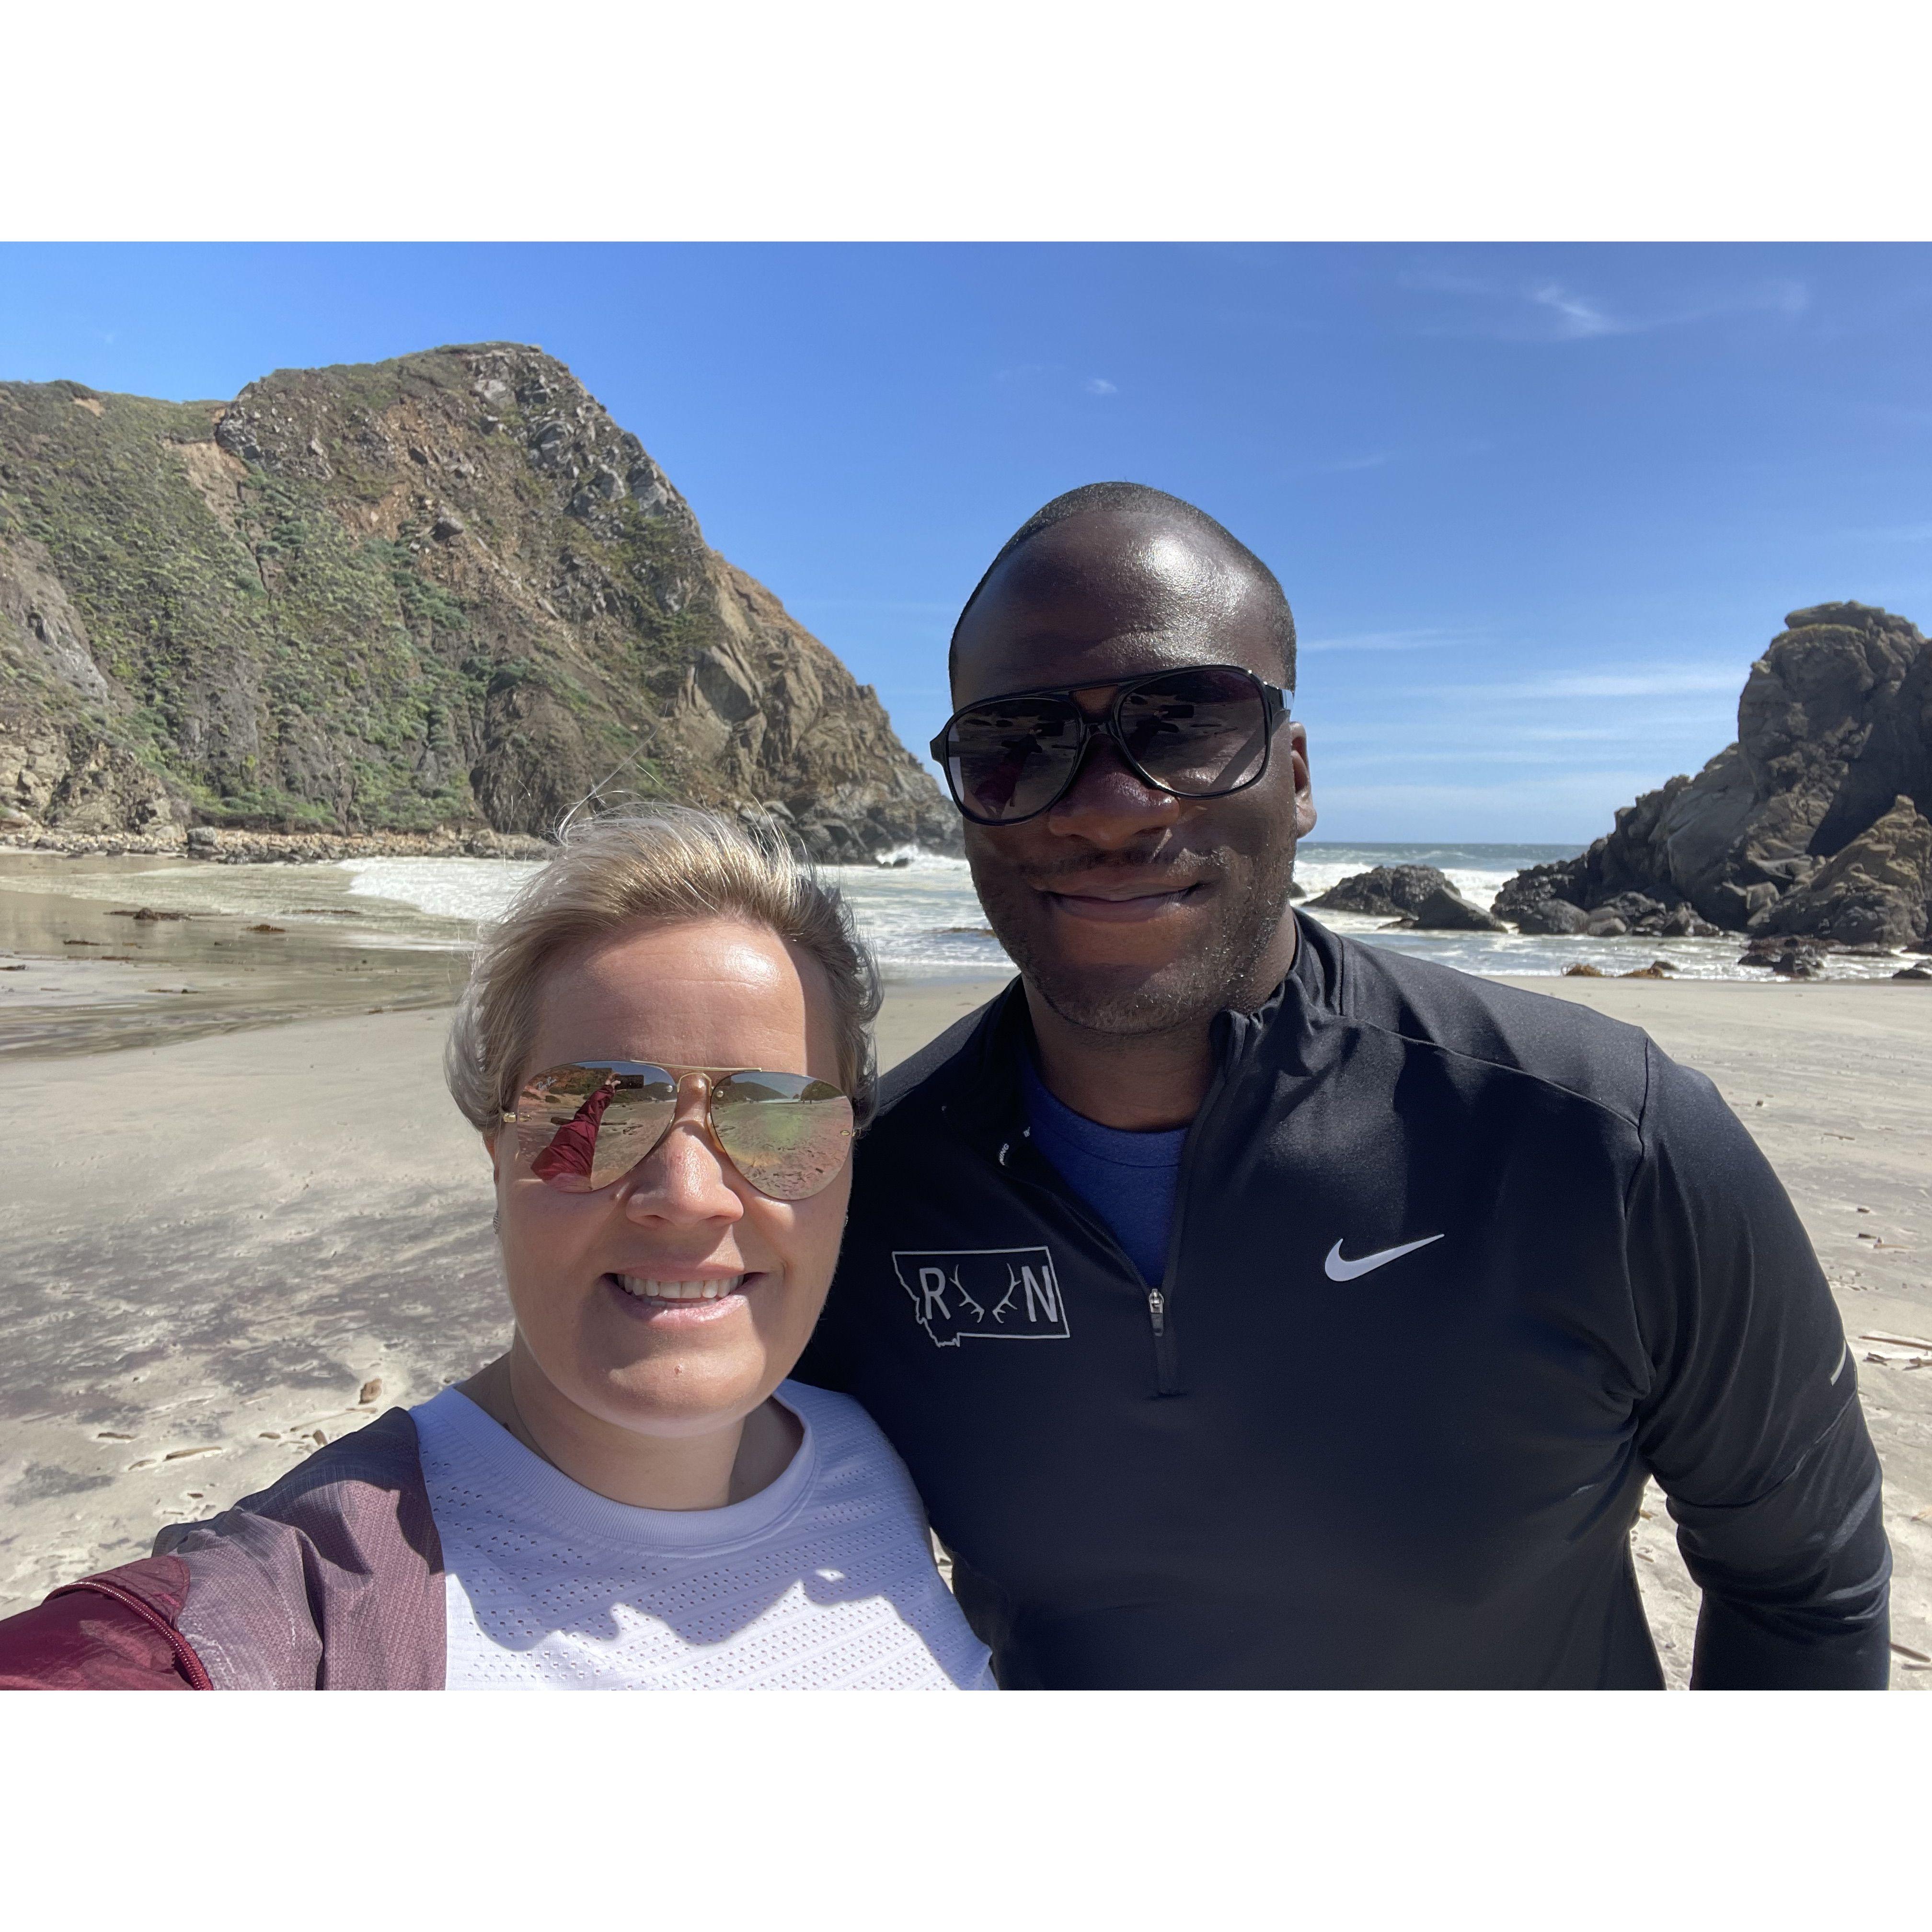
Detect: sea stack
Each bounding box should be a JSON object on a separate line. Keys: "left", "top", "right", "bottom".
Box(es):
{"left": 1494, "top": 602, "right": 1932, "bottom": 944}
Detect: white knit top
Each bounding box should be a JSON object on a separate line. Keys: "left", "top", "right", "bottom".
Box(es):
{"left": 411, "top": 1382, "right": 996, "bottom": 1691}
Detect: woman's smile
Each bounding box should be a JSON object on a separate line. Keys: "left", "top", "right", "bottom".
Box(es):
{"left": 603, "top": 1269, "right": 759, "bottom": 1323}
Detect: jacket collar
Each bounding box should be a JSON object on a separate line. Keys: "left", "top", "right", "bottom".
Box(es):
{"left": 939, "top": 910, "right": 1339, "bottom": 1149}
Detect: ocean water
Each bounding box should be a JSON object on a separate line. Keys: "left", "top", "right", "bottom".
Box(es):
{"left": 5, "top": 841, "right": 1916, "bottom": 985}
{"left": 331, "top": 840, "right": 1910, "bottom": 984}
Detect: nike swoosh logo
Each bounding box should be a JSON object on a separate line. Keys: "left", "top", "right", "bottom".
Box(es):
{"left": 1323, "top": 1234, "right": 1445, "bottom": 1282}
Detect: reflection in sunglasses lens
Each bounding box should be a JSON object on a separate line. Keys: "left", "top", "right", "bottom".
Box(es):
{"left": 944, "top": 668, "right": 1270, "bottom": 823}
{"left": 712, "top": 1075, "right": 853, "bottom": 1201}
{"left": 521, "top": 1068, "right": 678, "bottom": 1192}
{"left": 1120, "top": 669, "right": 1269, "bottom": 794}
{"left": 950, "top": 699, "right": 1084, "bottom": 822}
{"left": 514, "top": 1065, "right": 852, "bottom": 1200}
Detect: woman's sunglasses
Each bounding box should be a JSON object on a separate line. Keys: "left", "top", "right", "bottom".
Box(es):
{"left": 503, "top": 1062, "right": 854, "bottom": 1202}
{"left": 930, "top": 664, "right": 1291, "bottom": 828}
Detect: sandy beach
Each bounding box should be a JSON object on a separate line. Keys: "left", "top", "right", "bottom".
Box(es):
{"left": 1, "top": 952, "right": 1926, "bottom": 1686}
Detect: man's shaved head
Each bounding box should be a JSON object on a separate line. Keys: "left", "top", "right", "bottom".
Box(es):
{"left": 949, "top": 481, "right": 1296, "bottom": 690}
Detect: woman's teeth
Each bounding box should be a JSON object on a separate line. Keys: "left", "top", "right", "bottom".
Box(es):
{"left": 617, "top": 1275, "right": 745, "bottom": 1301}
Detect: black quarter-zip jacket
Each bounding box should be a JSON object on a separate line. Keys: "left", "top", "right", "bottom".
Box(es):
{"left": 797, "top": 915, "right": 1892, "bottom": 1689}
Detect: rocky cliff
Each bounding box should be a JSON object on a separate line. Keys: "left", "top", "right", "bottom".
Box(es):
{"left": 0, "top": 344, "right": 958, "bottom": 862}
{"left": 1496, "top": 602, "right": 1932, "bottom": 947}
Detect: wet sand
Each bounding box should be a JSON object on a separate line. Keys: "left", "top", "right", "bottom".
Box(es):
{"left": 0, "top": 960, "right": 1925, "bottom": 1687}
{"left": 0, "top": 854, "right": 473, "bottom": 1057}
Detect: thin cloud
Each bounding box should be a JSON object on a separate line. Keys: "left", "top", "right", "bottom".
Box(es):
{"left": 1526, "top": 283, "right": 1623, "bottom": 339}
{"left": 1409, "top": 667, "right": 1743, "bottom": 701}
{"left": 1508, "top": 719, "right": 1723, "bottom": 742}
{"left": 1401, "top": 267, "right": 1810, "bottom": 344}
{"left": 787, "top": 597, "right": 959, "bottom": 615}
{"left": 1318, "top": 748, "right": 1681, "bottom": 770}
{"left": 1314, "top": 772, "right": 1684, "bottom": 817}
{"left": 1309, "top": 714, "right": 1733, "bottom": 752}
{"left": 1284, "top": 449, "right": 1399, "bottom": 482}
{"left": 1840, "top": 521, "right": 1932, "bottom": 542}
{"left": 1301, "top": 627, "right": 1464, "bottom": 654}
{"left": 1530, "top": 669, "right": 1743, "bottom": 699}
{"left": 1085, "top": 377, "right": 1117, "bottom": 395}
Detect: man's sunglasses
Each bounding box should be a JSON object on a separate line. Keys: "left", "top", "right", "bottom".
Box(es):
{"left": 503, "top": 1062, "right": 854, "bottom": 1202}
{"left": 930, "top": 664, "right": 1291, "bottom": 828}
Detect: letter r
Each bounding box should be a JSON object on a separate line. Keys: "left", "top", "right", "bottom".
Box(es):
{"left": 918, "top": 1266, "right": 951, "bottom": 1321}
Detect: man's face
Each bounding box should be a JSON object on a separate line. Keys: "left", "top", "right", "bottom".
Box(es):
{"left": 951, "top": 509, "right": 1316, "bottom": 1035}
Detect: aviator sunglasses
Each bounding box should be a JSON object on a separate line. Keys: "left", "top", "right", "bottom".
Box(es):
{"left": 504, "top": 1062, "right": 854, "bottom": 1202}
{"left": 930, "top": 664, "right": 1292, "bottom": 827}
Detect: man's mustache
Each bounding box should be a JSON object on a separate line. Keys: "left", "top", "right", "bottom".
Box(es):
{"left": 1012, "top": 846, "right": 1231, "bottom": 888}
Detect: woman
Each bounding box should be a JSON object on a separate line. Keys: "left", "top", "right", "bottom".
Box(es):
{"left": 0, "top": 810, "right": 994, "bottom": 1690}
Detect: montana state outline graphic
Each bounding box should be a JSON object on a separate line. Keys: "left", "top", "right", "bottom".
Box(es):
{"left": 890, "top": 1246, "right": 1071, "bottom": 1348}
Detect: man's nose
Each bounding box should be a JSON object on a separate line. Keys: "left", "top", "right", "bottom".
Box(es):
{"left": 622, "top": 1119, "right": 746, "bottom": 1225}
{"left": 1044, "top": 734, "right": 1182, "bottom": 846}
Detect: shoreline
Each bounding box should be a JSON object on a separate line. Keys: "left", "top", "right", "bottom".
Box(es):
{"left": 0, "top": 855, "right": 474, "bottom": 1058}
{"left": 0, "top": 825, "right": 555, "bottom": 864}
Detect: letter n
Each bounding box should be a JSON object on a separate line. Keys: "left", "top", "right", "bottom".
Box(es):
{"left": 1020, "top": 1265, "right": 1060, "bottom": 1324}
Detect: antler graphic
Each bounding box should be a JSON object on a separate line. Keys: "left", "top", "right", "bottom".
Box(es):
{"left": 989, "top": 1265, "right": 1030, "bottom": 1323}
{"left": 953, "top": 1265, "right": 986, "bottom": 1322}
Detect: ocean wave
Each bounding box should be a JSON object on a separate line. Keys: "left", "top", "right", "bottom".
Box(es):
{"left": 24, "top": 844, "right": 1912, "bottom": 984}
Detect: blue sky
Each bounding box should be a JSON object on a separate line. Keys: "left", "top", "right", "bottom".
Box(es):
{"left": 2, "top": 242, "right": 1929, "bottom": 842}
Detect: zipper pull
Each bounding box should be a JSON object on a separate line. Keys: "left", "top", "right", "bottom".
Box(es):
{"left": 1147, "top": 1287, "right": 1166, "bottom": 1336}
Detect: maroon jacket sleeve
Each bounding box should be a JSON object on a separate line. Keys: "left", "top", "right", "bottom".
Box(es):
{"left": 0, "top": 1556, "right": 211, "bottom": 1690}
{"left": 0, "top": 1412, "right": 441, "bottom": 1690}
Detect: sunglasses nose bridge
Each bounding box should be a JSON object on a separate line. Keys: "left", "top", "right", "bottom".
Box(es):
{"left": 1048, "top": 733, "right": 1186, "bottom": 832}
{"left": 1021, "top": 703, "right": 1150, "bottom": 818}
{"left": 620, "top": 1098, "right": 744, "bottom": 1222}
{"left": 660, "top": 1071, "right": 740, "bottom": 1173}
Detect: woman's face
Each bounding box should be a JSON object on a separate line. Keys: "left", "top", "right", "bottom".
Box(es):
{"left": 488, "top": 916, "right": 852, "bottom": 1441}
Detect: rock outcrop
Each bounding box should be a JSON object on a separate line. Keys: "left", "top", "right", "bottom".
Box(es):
{"left": 1492, "top": 873, "right": 1723, "bottom": 939}
{"left": 1757, "top": 794, "right": 1932, "bottom": 948}
{"left": 1412, "top": 882, "right": 1506, "bottom": 932}
{"left": 0, "top": 346, "right": 958, "bottom": 862}
{"left": 1495, "top": 602, "right": 1932, "bottom": 940}
{"left": 1310, "top": 864, "right": 1504, "bottom": 931}
{"left": 1310, "top": 864, "right": 1442, "bottom": 919}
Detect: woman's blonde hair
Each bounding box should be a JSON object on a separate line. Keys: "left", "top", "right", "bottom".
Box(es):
{"left": 444, "top": 807, "right": 882, "bottom": 1133}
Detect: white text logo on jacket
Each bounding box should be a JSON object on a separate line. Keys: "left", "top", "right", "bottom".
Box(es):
{"left": 892, "top": 1246, "right": 1071, "bottom": 1348}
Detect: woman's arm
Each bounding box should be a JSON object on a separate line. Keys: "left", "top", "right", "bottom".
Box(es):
{"left": 0, "top": 1557, "right": 209, "bottom": 1689}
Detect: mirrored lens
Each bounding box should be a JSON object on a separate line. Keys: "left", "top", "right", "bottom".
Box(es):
{"left": 514, "top": 1064, "right": 678, "bottom": 1193}
{"left": 1116, "top": 667, "right": 1270, "bottom": 795}
{"left": 710, "top": 1072, "right": 855, "bottom": 1201}
{"left": 946, "top": 696, "right": 1086, "bottom": 823}
{"left": 513, "top": 1064, "right": 853, "bottom": 1200}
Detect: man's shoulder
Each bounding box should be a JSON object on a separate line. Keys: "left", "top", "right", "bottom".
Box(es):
{"left": 870, "top": 986, "right": 1013, "bottom": 1122}
{"left": 1319, "top": 924, "right": 1657, "bottom": 1128}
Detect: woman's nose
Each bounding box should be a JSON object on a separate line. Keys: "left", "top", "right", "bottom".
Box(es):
{"left": 622, "top": 1119, "right": 745, "bottom": 1224}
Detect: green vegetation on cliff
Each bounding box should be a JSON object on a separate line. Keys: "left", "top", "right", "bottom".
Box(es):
{"left": 0, "top": 345, "right": 955, "bottom": 859}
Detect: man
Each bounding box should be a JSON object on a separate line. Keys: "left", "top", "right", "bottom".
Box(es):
{"left": 799, "top": 481, "right": 1892, "bottom": 1689}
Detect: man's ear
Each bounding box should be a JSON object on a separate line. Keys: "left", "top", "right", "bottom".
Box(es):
{"left": 1289, "top": 721, "right": 1317, "bottom": 840}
